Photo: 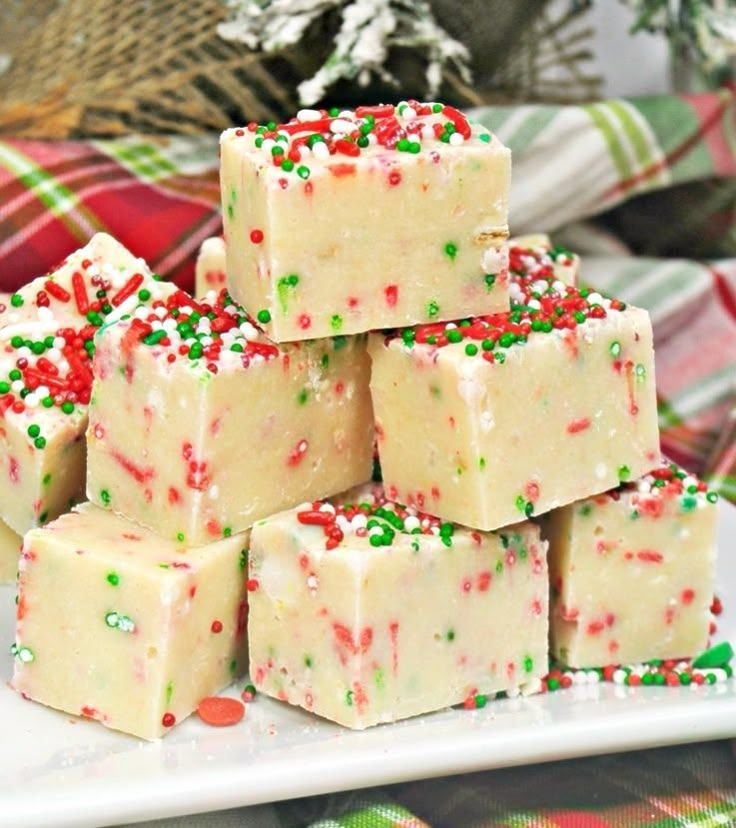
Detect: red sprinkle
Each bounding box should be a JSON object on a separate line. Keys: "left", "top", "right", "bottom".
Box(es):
{"left": 211, "top": 620, "right": 223, "bottom": 634}
{"left": 161, "top": 712, "right": 176, "bottom": 728}
{"left": 197, "top": 696, "right": 245, "bottom": 727}
{"left": 250, "top": 229, "right": 264, "bottom": 244}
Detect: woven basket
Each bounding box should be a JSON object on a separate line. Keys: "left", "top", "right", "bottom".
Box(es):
{"left": 0, "top": 0, "right": 599, "bottom": 138}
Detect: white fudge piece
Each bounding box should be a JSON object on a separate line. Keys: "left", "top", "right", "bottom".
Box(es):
{"left": 195, "top": 236, "right": 226, "bottom": 298}
{"left": 221, "top": 101, "right": 510, "bottom": 341}
{"left": 12, "top": 503, "right": 249, "bottom": 740}
{"left": 545, "top": 462, "right": 719, "bottom": 667}
{"left": 248, "top": 486, "right": 548, "bottom": 728}
{"left": 87, "top": 288, "right": 374, "bottom": 545}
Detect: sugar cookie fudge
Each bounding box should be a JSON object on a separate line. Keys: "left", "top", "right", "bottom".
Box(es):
{"left": 369, "top": 269, "right": 659, "bottom": 530}
{"left": 0, "top": 519, "right": 22, "bottom": 583}
{"left": 87, "top": 288, "right": 374, "bottom": 545}
{"left": 0, "top": 233, "right": 169, "bottom": 330}
{"left": 545, "top": 462, "right": 718, "bottom": 667}
{"left": 195, "top": 236, "right": 226, "bottom": 297}
{"left": 248, "top": 486, "right": 548, "bottom": 729}
{"left": 221, "top": 102, "right": 510, "bottom": 341}
{"left": 0, "top": 243, "right": 173, "bottom": 535}
{"left": 12, "top": 503, "right": 249, "bottom": 740}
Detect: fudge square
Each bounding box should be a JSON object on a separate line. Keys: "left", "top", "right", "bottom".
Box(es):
{"left": 0, "top": 518, "right": 21, "bottom": 583}
{"left": 248, "top": 486, "right": 548, "bottom": 729}
{"left": 12, "top": 503, "right": 249, "bottom": 740}
{"left": 369, "top": 273, "right": 659, "bottom": 531}
{"left": 195, "top": 236, "right": 226, "bottom": 297}
{"left": 87, "top": 288, "right": 374, "bottom": 546}
{"left": 0, "top": 238, "right": 175, "bottom": 535}
{"left": 221, "top": 101, "right": 511, "bottom": 342}
{"left": 545, "top": 462, "right": 718, "bottom": 667}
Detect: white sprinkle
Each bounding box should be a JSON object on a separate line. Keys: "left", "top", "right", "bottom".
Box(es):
{"left": 449, "top": 132, "right": 465, "bottom": 146}
{"left": 613, "top": 669, "right": 627, "bottom": 684}
{"left": 330, "top": 118, "right": 354, "bottom": 134}
{"left": 421, "top": 124, "right": 434, "bottom": 140}
{"left": 11, "top": 380, "right": 23, "bottom": 393}
{"left": 261, "top": 138, "right": 275, "bottom": 154}
{"left": 37, "top": 307, "right": 54, "bottom": 322}
{"left": 595, "top": 462, "right": 607, "bottom": 480}
{"left": 208, "top": 484, "right": 219, "bottom": 500}
{"left": 351, "top": 514, "right": 367, "bottom": 531}
{"left": 306, "top": 575, "right": 319, "bottom": 591}
{"left": 312, "top": 141, "right": 330, "bottom": 161}
{"left": 404, "top": 516, "right": 420, "bottom": 532}
{"left": 319, "top": 503, "right": 336, "bottom": 514}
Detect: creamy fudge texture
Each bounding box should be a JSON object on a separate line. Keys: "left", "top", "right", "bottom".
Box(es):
{"left": 0, "top": 233, "right": 169, "bottom": 330}
{"left": 0, "top": 241, "right": 174, "bottom": 535}
{"left": 87, "top": 288, "right": 374, "bottom": 545}
{"left": 0, "top": 518, "right": 22, "bottom": 583}
{"left": 545, "top": 462, "right": 718, "bottom": 667}
{"left": 248, "top": 486, "right": 548, "bottom": 729}
{"left": 195, "top": 237, "right": 226, "bottom": 297}
{"left": 221, "top": 101, "right": 510, "bottom": 342}
{"left": 12, "top": 503, "right": 249, "bottom": 740}
{"left": 369, "top": 262, "right": 659, "bottom": 531}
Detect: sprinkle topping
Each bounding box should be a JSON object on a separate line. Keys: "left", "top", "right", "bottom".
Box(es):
{"left": 387, "top": 243, "right": 623, "bottom": 362}
{"left": 227, "top": 101, "right": 495, "bottom": 181}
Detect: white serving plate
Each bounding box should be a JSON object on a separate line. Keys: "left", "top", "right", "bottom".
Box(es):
{"left": 1, "top": 503, "right": 734, "bottom": 828}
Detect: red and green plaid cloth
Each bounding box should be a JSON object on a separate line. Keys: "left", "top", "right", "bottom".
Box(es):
{"left": 1, "top": 92, "right": 734, "bottom": 827}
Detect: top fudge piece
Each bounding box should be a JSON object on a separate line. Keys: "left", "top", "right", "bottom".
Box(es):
{"left": 87, "top": 288, "right": 374, "bottom": 546}
{"left": 221, "top": 101, "right": 511, "bottom": 342}
{"left": 369, "top": 252, "right": 660, "bottom": 531}
{"left": 0, "top": 234, "right": 168, "bottom": 332}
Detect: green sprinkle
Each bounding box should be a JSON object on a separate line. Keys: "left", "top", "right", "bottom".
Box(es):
{"left": 523, "top": 655, "right": 534, "bottom": 673}
{"left": 330, "top": 314, "right": 343, "bottom": 331}
{"left": 143, "top": 329, "right": 167, "bottom": 346}
{"left": 304, "top": 655, "right": 313, "bottom": 668}
{"left": 618, "top": 465, "right": 630, "bottom": 482}
{"left": 446, "top": 629, "right": 455, "bottom": 642}
{"left": 474, "top": 693, "right": 487, "bottom": 708}
{"left": 609, "top": 341, "right": 621, "bottom": 358}
{"left": 138, "top": 288, "right": 151, "bottom": 302}
{"left": 176, "top": 532, "right": 185, "bottom": 543}
{"left": 42, "top": 473, "right": 52, "bottom": 486}
{"left": 332, "top": 335, "right": 348, "bottom": 350}
{"left": 106, "top": 572, "right": 119, "bottom": 586}
{"left": 281, "top": 159, "right": 294, "bottom": 172}
{"left": 427, "top": 300, "right": 439, "bottom": 319}
{"left": 296, "top": 165, "right": 310, "bottom": 180}
{"left": 465, "top": 343, "right": 478, "bottom": 356}
{"left": 297, "top": 388, "right": 309, "bottom": 405}
{"left": 27, "top": 424, "right": 40, "bottom": 439}
{"left": 447, "top": 329, "right": 463, "bottom": 344}
{"left": 345, "top": 690, "right": 353, "bottom": 706}
{"left": 39, "top": 511, "right": 48, "bottom": 523}
{"left": 444, "top": 242, "right": 458, "bottom": 260}
{"left": 706, "top": 491, "right": 719, "bottom": 504}
{"left": 188, "top": 342, "right": 203, "bottom": 360}
{"left": 579, "top": 503, "right": 593, "bottom": 516}
{"left": 484, "top": 273, "right": 496, "bottom": 290}
{"left": 396, "top": 138, "right": 410, "bottom": 152}
{"left": 478, "top": 133, "right": 491, "bottom": 142}
{"left": 256, "top": 309, "right": 271, "bottom": 324}
{"left": 681, "top": 495, "right": 697, "bottom": 512}
{"left": 11, "top": 293, "right": 25, "bottom": 308}
{"left": 34, "top": 437, "right": 46, "bottom": 450}
{"left": 692, "top": 641, "right": 734, "bottom": 669}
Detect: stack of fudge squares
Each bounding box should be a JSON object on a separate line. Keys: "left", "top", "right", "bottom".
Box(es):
{"left": 5, "top": 101, "right": 720, "bottom": 739}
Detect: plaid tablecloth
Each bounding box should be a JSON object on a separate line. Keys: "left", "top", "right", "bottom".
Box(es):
{"left": 0, "top": 92, "right": 734, "bottom": 827}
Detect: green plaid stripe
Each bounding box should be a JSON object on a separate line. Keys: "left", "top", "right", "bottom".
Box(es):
{"left": 97, "top": 140, "right": 177, "bottom": 182}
